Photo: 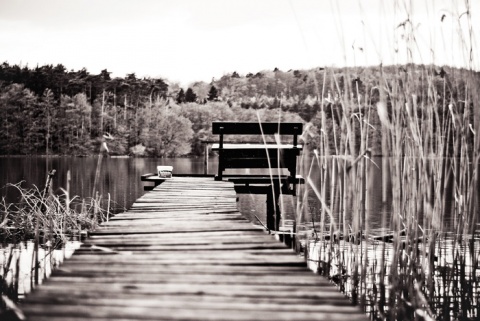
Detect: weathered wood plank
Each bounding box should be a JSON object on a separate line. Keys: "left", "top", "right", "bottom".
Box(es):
{"left": 22, "top": 304, "right": 366, "bottom": 321}
{"left": 20, "top": 177, "right": 367, "bottom": 321}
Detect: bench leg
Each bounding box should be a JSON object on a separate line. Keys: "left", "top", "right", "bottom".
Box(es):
{"left": 216, "top": 153, "right": 223, "bottom": 181}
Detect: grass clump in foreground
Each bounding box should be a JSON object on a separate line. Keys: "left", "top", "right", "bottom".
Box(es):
{"left": 0, "top": 170, "right": 110, "bottom": 317}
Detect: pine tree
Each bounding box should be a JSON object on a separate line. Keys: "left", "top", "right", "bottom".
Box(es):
{"left": 207, "top": 85, "right": 218, "bottom": 101}
{"left": 184, "top": 88, "right": 197, "bottom": 102}
{"left": 176, "top": 88, "right": 185, "bottom": 104}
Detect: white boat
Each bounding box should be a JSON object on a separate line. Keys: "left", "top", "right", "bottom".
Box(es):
{"left": 157, "top": 165, "right": 173, "bottom": 179}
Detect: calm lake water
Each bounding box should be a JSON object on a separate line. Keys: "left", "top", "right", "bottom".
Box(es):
{"left": 0, "top": 156, "right": 205, "bottom": 213}
{"left": 0, "top": 155, "right": 465, "bottom": 231}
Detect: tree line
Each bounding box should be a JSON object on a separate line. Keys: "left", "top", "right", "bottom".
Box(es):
{"left": 0, "top": 62, "right": 478, "bottom": 156}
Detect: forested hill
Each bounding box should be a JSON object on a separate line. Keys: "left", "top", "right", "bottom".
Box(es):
{"left": 0, "top": 62, "right": 478, "bottom": 156}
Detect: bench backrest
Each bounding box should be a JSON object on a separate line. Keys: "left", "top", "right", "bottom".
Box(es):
{"left": 212, "top": 122, "right": 302, "bottom": 135}
{"left": 212, "top": 122, "right": 303, "bottom": 146}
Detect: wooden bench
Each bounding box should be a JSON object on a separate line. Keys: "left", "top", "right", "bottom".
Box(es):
{"left": 211, "top": 121, "right": 303, "bottom": 181}
{"left": 211, "top": 122, "right": 303, "bottom": 231}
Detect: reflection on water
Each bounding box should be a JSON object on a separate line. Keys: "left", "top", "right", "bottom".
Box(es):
{"left": 0, "top": 241, "right": 82, "bottom": 298}
{"left": 301, "top": 233, "right": 480, "bottom": 320}
{"left": 0, "top": 156, "right": 468, "bottom": 231}
{"left": 0, "top": 157, "right": 208, "bottom": 214}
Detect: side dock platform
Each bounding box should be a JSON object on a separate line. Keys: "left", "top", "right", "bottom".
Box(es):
{"left": 21, "top": 177, "right": 368, "bottom": 321}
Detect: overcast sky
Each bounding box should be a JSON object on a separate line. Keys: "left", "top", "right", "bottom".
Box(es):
{"left": 0, "top": 0, "right": 478, "bottom": 86}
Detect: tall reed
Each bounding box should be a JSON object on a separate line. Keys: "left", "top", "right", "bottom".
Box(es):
{"left": 287, "top": 1, "right": 480, "bottom": 319}
{"left": 290, "top": 41, "right": 479, "bottom": 321}
{"left": 295, "top": 63, "right": 479, "bottom": 320}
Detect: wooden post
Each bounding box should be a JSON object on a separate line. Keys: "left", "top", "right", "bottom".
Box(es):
{"left": 282, "top": 220, "right": 295, "bottom": 248}
{"left": 216, "top": 127, "right": 224, "bottom": 180}
{"left": 204, "top": 144, "right": 209, "bottom": 175}
{"left": 266, "top": 184, "right": 281, "bottom": 232}
{"left": 274, "top": 184, "right": 281, "bottom": 231}
{"left": 35, "top": 169, "right": 55, "bottom": 286}
{"left": 266, "top": 188, "right": 275, "bottom": 231}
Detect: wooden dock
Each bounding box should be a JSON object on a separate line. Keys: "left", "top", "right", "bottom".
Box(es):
{"left": 21, "top": 177, "right": 368, "bottom": 321}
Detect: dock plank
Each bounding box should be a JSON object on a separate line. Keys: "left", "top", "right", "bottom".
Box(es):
{"left": 21, "top": 177, "right": 367, "bottom": 321}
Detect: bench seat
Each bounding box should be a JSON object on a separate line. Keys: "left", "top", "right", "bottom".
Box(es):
{"left": 212, "top": 143, "right": 302, "bottom": 172}
{"left": 212, "top": 143, "right": 303, "bottom": 150}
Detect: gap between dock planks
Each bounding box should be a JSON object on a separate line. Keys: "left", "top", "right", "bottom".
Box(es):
{"left": 21, "top": 177, "right": 368, "bottom": 321}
